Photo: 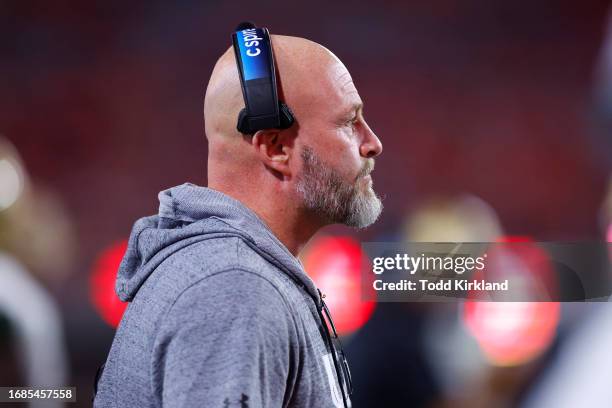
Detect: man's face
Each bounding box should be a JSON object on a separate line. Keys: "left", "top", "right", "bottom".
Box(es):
{"left": 296, "top": 145, "right": 382, "bottom": 227}
{"left": 294, "top": 62, "right": 383, "bottom": 228}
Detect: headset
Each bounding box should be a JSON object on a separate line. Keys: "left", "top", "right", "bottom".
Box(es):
{"left": 231, "top": 22, "right": 295, "bottom": 134}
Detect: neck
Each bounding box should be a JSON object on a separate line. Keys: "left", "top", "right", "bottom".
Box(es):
{"left": 208, "top": 181, "right": 324, "bottom": 256}
{"left": 254, "top": 202, "right": 324, "bottom": 256}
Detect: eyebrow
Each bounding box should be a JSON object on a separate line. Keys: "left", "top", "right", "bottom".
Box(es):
{"left": 335, "top": 102, "right": 364, "bottom": 126}
{"left": 345, "top": 103, "right": 363, "bottom": 119}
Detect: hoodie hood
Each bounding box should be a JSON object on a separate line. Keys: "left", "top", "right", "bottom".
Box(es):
{"left": 115, "top": 183, "right": 321, "bottom": 306}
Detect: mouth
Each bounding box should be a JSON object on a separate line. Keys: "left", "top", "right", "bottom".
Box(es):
{"left": 356, "top": 159, "right": 375, "bottom": 181}
{"left": 359, "top": 174, "right": 373, "bottom": 187}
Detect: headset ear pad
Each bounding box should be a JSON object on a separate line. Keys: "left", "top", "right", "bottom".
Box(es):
{"left": 236, "top": 108, "right": 250, "bottom": 134}
{"left": 236, "top": 103, "right": 295, "bottom": 134}
{"left": 279, "top": 102, "right": 295, "bottom": 129}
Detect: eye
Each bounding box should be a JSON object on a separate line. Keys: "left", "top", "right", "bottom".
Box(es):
{"left": 346, "top": 116, "right": 358, "bottom": 127}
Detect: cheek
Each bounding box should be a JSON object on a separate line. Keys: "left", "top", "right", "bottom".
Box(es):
{"left": 328, "top": 130, "right": 363, "bottom": 177}
{"left": 299, "top": 123, "right": 362, "bottom": 178}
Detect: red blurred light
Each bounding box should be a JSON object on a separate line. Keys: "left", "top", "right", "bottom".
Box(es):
{"left": 464, "top": 301, "right": 560, "bottom": 366}
{"left": 463, "top": 236, "right": 560, "bottom": 366}
{"left": 302, "top": 236, "right": 375, "bottom": 336}
{"left": 496, "top": 235, "right": 534, "bottom": 243}
{"left": 89, "top": 240, "right": 128, "bottom": 328}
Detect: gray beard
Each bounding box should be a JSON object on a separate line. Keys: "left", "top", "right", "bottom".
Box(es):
{"left": 296, "top": 146, "right": 383, "bottom": 228}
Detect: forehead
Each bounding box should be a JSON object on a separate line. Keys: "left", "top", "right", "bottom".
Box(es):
{"left": 293, "top": 56, "right": 361, "bottom": 118}
{"left": 325, "top": 61, "right": 361, "bottom": 111}
{"left": 288, "top": 52, "right": 363, "bottom": 126}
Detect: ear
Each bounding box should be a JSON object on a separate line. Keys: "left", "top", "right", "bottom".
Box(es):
{"left": 251, "top": 129, "right": 293, "bottom": 177}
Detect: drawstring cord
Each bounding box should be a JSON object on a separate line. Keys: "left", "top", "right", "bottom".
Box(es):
{"left": 317, "top": 289, "right": 350, "bottom": 408}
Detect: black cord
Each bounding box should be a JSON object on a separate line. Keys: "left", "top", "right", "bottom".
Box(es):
{"left": 317, "top": 290, "right": 349, "bottom": 408}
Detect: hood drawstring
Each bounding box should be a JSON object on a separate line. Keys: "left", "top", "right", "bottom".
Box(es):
{"left": 316, "top": 288, "right": 352, "bottom": 408}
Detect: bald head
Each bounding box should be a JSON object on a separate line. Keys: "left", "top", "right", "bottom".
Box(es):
{"left": 204, "top": 34, "right": 360, "bottom": 194}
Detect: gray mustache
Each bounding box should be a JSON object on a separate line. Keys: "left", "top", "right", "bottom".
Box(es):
{"left": 357, "top": 159, "right": 375, "bottom": 180}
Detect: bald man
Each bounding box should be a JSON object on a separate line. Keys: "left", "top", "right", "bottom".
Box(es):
{"left": 94, "top": 32, "right": 382, "bottom": 408}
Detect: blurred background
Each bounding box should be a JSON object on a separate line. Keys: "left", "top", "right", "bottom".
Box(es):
{"left": 1, "top": 1, "right": 611, "bottom": 407}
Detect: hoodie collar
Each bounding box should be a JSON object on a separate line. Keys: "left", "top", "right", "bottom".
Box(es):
{"left": 116, "top": 183, "right": 321, "bottom": 306}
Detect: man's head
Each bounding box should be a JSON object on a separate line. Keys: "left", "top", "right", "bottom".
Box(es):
{"left": 204, "top": 34, "right": 383, "bottom": 229}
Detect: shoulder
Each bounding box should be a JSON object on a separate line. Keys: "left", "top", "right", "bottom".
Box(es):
{"left": 163, "top": 268, "right": 296, "bottom": 336}
{"left": 164, "top": 235, "right": 270, "bottom": 278}
{"left": 161, "top": 235, "right": 293, "bottom": 297}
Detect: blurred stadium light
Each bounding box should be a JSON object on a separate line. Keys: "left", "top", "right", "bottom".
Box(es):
{"left": 302, "top": 235, "right": 376, "bottom": 337}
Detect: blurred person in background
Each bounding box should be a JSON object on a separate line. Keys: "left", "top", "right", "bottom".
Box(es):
{"left": 373, "top": 195, "right": 561, "bottom": 408}
{"left": 94, "top": 30, "right": 383, "bottom": 408}
{"left": 519, "top": 14, "right": 612, "bottom": 404}
{"left": 591, "top": 7, "right": 612, "bottom": 173}
{"left": 0, "top": 137, "right": 72, "bottom": 407}
{"left": 519, "top": 181, "right": 612, "bottom": 408}
{"left": 405, "top": 195, "right": 520, "bottom": 408}
{"left": 342, "top": 194, "right": 505, "bottom": 407}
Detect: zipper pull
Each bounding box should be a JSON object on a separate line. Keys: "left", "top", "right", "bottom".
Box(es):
{"left": 317, "top": 288, "right": 326, "bottom": 304}
{"left": 318, "top": 290, "right": 339, "bottom": 339}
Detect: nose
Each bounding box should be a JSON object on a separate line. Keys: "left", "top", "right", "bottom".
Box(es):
{"left": 359, "top": 120, "right": 383, "bottom": 158}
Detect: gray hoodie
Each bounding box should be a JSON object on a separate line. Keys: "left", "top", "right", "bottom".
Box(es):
{"left": 93, "top": 183, "right": 351, "bottom": 408}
